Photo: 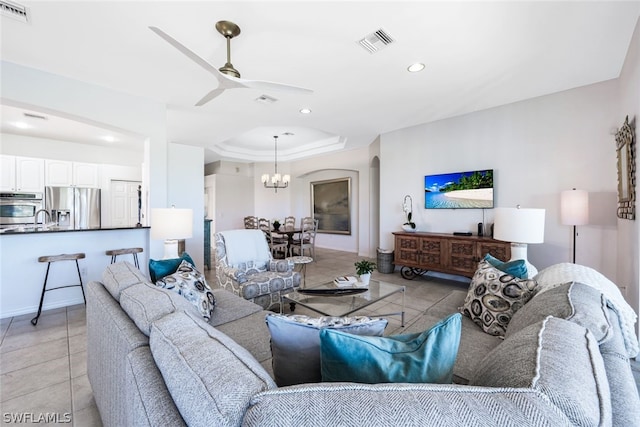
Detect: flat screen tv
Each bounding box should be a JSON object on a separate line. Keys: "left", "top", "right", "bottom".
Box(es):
{"left": 424, "top": 169, "right": 494, "bottom": 209}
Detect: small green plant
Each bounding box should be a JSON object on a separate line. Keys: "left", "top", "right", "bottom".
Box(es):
{"left": 354, "top": 259, "right": 377, "bottom": 275}
{"left": 272, "top": 220, "right": 281, "bottom": 230}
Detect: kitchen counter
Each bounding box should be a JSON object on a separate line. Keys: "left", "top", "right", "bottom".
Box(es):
{"left": 0, "top": 226, "right": 150, "bottom": 318}
{"left": 0, "top": 225, "right": 150, "bottom": 234}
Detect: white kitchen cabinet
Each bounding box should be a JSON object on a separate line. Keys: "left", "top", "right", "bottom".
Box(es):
{"left": 45, "top": 159, "right": 73, "bottom": 186}
{"left": 1, "top": 155, "right": 45, "bottom": 192}
{"left": 73, "top": 162, "right": 100, "bottom": 187}
{"left": 45, "top": 160, "right": 100, "bottom": 187}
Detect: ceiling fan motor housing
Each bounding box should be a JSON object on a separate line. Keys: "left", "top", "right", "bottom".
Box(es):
{"left": 216, "top": 20, "right": 242, "bottom": 78}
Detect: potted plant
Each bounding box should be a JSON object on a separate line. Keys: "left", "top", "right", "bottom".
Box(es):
{"left": 402, "top": 195, "right": 416, "bottom": 232}
{"left": 354, "top": 259, "right": 377, "bottom": 285}
{"left": 272, "top": 220, "right": 281, "bottom": 231}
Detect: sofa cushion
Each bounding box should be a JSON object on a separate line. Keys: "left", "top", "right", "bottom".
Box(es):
{"left": 155, "top": 260, "right": 216, "bottom": 320}
{"left": 150, "top": 310, "right": 276, "bottom": 427}
{"left": 216, "top": 311, "right": 272, "bottom": 364}
{"left": 484, "top": 253, "right": 528, "bottom": 279}
{"left": 505, "top": 281, "right": 611, "bottom": 342}
{"left": 266, "top": 314, "right": 388, "bottom": 386}
{"left": 460, "top": 260, "right": 537, "bottom": 336}
{"left": 470, "top": 316, "right": 611, "bottom": 427}
{"left": 534, "top": 262, "right": 639, "bottom": 358}
{"left": 102, "top": 261, "right": 149, "bottom": 301}
{"left": 148, "top": 252, "right": 195, "bottom": 282}
{"left": 120, "top": 282, "right": 199, "bottom": 336}
{"left": 320, "top": 313, "right": 462, "bottom": 384}
{"left": 208, "top": 289, "right": 263, "bottom": 327}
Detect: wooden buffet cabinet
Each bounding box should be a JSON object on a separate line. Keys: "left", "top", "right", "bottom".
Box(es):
{"left": 393, "top": 231, "right": 511, "bottom": 279}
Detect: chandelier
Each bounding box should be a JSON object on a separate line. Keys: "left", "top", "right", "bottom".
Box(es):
{"left": 261, "top": 135, "right": 290, "bottom": 192}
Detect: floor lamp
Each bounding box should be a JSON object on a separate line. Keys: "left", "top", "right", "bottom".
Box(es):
{"left": 493, "top": 206, "right": 546, "bottom": 277}
{"left": 151, "top": 207, "right": 193, "bottom": 259}
{"left": 560, "top": 189, "right": 589, "bottom": 264}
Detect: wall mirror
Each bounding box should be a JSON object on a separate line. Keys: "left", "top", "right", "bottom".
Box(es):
{"left": 615, "top": 115, "right": 636, "bottom": 220}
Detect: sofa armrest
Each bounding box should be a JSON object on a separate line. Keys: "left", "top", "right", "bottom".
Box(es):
{"left": 268, "top": 259, "right": 294, "bottom": 273}
{"left": 220, "top": 265, "right": 247, "bottom": 283}
{"left": 243, "top": 383, "right": 574, "bottom": 427}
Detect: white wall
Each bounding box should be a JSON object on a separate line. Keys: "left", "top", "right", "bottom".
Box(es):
{"left": 617, "top": 17, "right": 640, "bottom": 333}
{"left": 291, "top": 146, "right": 372, "bottom": 256}
{"left": 380, "top": 79, "right": 620, "bottom": 281}
{"left": 214, "top": 172, "right": 255, "bottom": 232}
{"left": 167, "top": 143, "right": 205, "bottom": 269}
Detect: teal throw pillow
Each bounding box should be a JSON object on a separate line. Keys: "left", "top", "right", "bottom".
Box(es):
{"left": 149, "top": 252, "right": 195, "bottom": 282}
{"left": 266, "top": 314, "right": 388, "bottom": 386}
{"left": 320, "top": 313, "right": 462, "bottom": 384}
{"left": 484, "top": 253, "right": 528, "bottom": 279}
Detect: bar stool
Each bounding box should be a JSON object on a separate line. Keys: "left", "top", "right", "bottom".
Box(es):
{"left": 105, "top": 247, "right": 143, "bottom": 269}
{"left": 32, "top": 253, "right": 86, "bottom": 326}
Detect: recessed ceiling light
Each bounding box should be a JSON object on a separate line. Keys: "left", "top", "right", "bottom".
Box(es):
{"left": 12, "top": 121, "right": 31, "bottom": 129}
{"left": 299, "top": 108, "right": 312, "bottom": 114}
{"left": 407, "top": 62, "right": 425, "bottom": 73}
{"left": 102, "top": 135, "right": 117, "bottom": 143}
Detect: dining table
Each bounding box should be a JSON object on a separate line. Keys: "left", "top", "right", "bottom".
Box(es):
{"left": 272, "top": 227, "right": 301, "bottom": 253}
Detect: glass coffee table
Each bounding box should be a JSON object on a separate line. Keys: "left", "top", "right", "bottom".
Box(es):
{"left": 281, "top": 278, "right": 405, "bottom": 326}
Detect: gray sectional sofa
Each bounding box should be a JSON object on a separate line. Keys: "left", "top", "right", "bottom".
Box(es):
{"left": 87, "top": 261, "right": 639, "bottom": 427}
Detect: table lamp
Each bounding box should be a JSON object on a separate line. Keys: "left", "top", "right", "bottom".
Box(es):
{"left": 560, "top": 189, "right": 589, "bottom": 264}
{"left": 493, "top": 206, "right": 546, "bottom": 277}
{"left": 151, "top": 207, "right": 193, "bottom": 259}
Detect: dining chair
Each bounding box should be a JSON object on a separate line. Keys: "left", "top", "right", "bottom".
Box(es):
{"left": 284, "top": 216, "right": 296, "bottom": 230}
{"left": 259, "top": 218, "right": 287, "bottom": 258}
{"left": 290, "top": 217, "right": 318, "bottom": 258}
{"left": 244, "top": 216, "right": 258, "bottom": 229}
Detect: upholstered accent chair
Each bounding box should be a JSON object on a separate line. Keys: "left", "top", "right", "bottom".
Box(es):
{"left": 214, "top": 229, "right": 301, "bottom": 310}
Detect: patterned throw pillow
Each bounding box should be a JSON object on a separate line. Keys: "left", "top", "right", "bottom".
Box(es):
{"left": 460, "top": 260, "right": 537, "bottom": 336}
{"left": 156, "top": 260, "right": 216, "bottom": 320}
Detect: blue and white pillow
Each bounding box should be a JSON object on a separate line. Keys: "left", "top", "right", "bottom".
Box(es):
{"left": 155, "top": 260, "right": 216, "bottom": 320}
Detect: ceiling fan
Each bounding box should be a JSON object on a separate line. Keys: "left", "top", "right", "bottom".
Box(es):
{"left": 149, "top": 21, "right": 313, "bottom": 106}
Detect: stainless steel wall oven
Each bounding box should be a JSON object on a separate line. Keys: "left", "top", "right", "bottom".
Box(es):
{"left": 0, "top": 192, "right": 44, "bottom": 226}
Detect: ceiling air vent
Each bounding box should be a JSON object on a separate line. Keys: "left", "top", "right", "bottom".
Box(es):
{"left": 358, "top": 28, "right": 395, "bottom": 54}
{"left": 255, "top": 94, "right": 278, "bottom": 105}
{"left": 23, "top": 112, "right": 48, "bottom": 120}
{"left": 1, "top": 0, "right": 28, "bottom": 23}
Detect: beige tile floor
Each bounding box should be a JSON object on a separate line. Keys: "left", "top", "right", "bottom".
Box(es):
{"left": 1, "top": 247, "right": 638, "bottom": 426}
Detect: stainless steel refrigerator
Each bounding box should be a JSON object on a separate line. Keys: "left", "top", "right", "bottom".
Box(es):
{"left": 45, "top": 186, "right": 101, "bottom": 229}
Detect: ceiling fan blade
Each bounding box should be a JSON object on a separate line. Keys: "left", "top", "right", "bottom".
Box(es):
{"left": 195, "top": 88, "right": 226, "bottom": 106}
{"left": 149, "top": 26, "right": 222, "bottom": 81}
{"left": 236, "top": 78, "right": 314, "bottom": 95}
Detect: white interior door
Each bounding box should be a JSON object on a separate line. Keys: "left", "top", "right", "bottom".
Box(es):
{"left": 110, "top": 180, "right": 141, "bottom": 227}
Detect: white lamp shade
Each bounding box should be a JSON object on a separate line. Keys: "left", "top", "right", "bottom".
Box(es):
{"left": 150, "top": 208, "right": 193, "bottom": 240}
{"left": 493, "top": 207, "right": 546, "bottom": 244}
{"left": 560, "top": 189, "right": 589, "bottom": 226}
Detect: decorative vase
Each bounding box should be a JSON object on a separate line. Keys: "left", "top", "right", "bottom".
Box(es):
{"left": 359, "top": 273, "right": 371, "bottom": 286}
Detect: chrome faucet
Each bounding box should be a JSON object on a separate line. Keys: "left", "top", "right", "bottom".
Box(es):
{"left": 34, "top": 209, "right": 51, "bottom": 227}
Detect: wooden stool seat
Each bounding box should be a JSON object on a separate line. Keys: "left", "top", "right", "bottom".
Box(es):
{"left": 32, "top": 252, "right": 86, "bottom": 326}
{"left": 38, "top": 253, "right": 86, "bottom": 263}
{"left": 106, "top": 247, "right": 143, "bottom": 268}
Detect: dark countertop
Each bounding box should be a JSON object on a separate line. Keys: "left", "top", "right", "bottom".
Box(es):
{"left": 0, "top": 226, "right": 150, "bottom": 235}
